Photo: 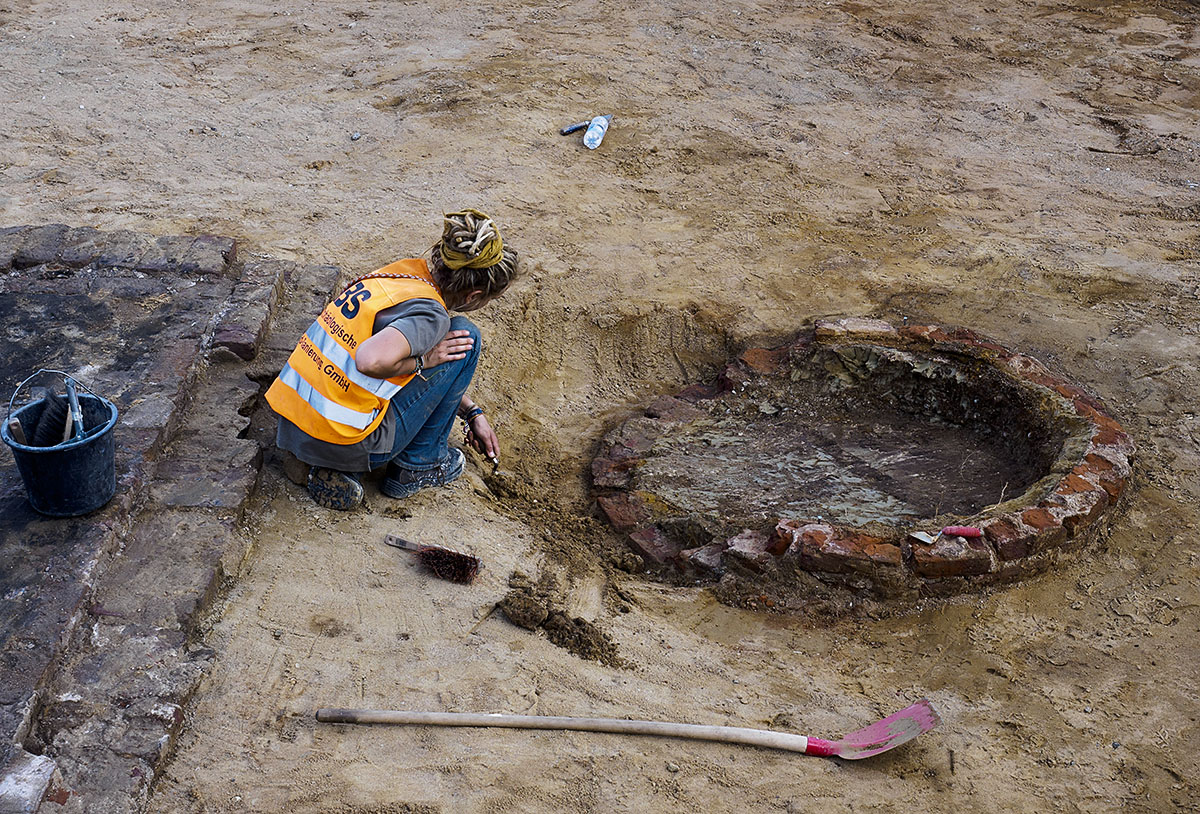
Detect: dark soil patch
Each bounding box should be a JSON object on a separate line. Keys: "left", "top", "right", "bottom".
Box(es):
{"left": 498, "top": 572, "right": 624, "bottom": 668}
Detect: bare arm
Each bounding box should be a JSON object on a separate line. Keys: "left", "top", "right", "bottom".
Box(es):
{"left": 356, "top": 327, "right": 475, "bottom": 379}
{"left": 355, "top": 327, "right": 416, "bottom": 379}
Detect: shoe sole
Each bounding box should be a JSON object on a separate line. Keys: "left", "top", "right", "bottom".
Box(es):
{"left": 307, "top": 468, "right": 364, "bottom": 511}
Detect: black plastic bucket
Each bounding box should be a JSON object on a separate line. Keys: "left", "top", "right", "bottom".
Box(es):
{"left": 2, "top": 374, "right": 119, "bottom": 517}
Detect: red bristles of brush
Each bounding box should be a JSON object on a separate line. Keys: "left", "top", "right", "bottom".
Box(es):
{"left": 383, "top": 534, "right": 480, "bottom": 584}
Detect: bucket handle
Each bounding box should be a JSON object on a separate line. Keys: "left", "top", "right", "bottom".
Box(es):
{"left": 6, "top": 368, "right": 106, "bottom": 425}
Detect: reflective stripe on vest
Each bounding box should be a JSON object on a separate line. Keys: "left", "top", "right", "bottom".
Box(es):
{"left": 277, "top": 362, "right": 379, "bottom": 430}
{"left": 302, "top": 321, "right": 404, "bottom": 400}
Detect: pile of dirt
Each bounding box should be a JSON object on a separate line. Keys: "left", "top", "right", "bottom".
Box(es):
{"left": 497, "top": 571, "right": 624, "bottom": 668}
{"left": 482, "top": 468, "right": 624, "bottom": 571}
{"left": 711, "top": 564, "right": 886, "bottom": 621}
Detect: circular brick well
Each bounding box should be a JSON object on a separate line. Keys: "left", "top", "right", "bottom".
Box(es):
{"left": 592, "top": 319, "right": 1134, "bottom": 597}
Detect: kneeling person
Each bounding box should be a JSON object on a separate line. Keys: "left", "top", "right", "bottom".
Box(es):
{"left": 265, "top": 210, "right": 518, "bottom": 510}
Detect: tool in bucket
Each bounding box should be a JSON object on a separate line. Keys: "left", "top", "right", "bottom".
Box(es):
{"left": 2, "top": 368, "right": 119, "bottom": 517}
{"left": 316, "top": 698, "right": 941, "bottom": 760}
{"left": 7, "top": 370, "right": 102, "bottom": 448}
{"left": 383, "top": 534, "right": 481, "bottom": 585}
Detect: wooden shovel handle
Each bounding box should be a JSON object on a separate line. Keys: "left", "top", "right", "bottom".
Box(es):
{"left": 315, "top": 708, "right": 813, "bottom": 754}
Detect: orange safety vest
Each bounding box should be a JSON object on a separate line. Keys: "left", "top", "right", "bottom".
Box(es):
{"left": 265, "top": 259, "right": 446, "bottom": 444}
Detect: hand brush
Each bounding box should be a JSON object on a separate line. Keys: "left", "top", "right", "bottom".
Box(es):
{"left": 383, "top": 534, "right": 481, "bottom": 585}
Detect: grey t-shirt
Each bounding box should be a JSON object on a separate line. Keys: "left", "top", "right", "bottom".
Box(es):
{"left": 276, "top": 298, "right": 451, "bottom": 471}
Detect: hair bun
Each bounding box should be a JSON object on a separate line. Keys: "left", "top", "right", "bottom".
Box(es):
{"left": 441, "top": 209, "right": 503, "bottom": 270}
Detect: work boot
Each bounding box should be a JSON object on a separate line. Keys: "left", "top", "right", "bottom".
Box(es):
{"left": 381, "top": 448, "right": 465, "bottom": 499}
{"left": 307, "top": 467, "right": 364, "bottom": 510}
{"left": 280, "top": 450, "right": 310, "bottom": 486}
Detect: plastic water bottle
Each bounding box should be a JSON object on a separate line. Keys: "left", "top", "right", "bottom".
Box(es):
{"left": 583, "top": 115, "right": 612, "bottom": 150}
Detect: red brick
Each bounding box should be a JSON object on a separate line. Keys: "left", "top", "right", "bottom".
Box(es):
{"left": 627, "top": 527, "right": 681, "bottom": 565}
{"left": 1087, "top": 438, "right": 1136, "bottom": 468}
{"left": 912, "top": 535, "right": 995, "bottom": 578}
{"left": 1092, "top": 425, "right": 1128, "bottom": 446}
{"left": 783, "top": 521, "right": 830, "bottom": 556}
{"left": 591, "top": 452, "right": 637, "bottom": 489}
{"left": 1059, "top": 491, "right": 1109, "bottom": 535}
{"left": 769, "top": 518, "right": 807, "bottom": 554}
{"left": 797, "top": 524, "right": 832, "bottom": 549}
{"left": 831, "top": 532, "right": 899, "bottom": 566}
{"left": 900, "top": 324, "right": 951, "bottom": 343}
{"left": 863, "top": 541, "right": 903, "bottom": 567}
{"left": 765, "top": 523, "right": 793, "bottom": 555}
{"left": 1069, "top": 397, "right": 1110, "bottom": 423}
{"left": 1002, "top": 353, "right": 1053, "bottom": 381}
{"left": 965, "top": 339, "right": 1009, "bottom": 355}
{"left": 1082, "top": 453, "right": 1116, "bottom": 473}
{"left": 1056, "top": 473, "right": 1096, "bottom": 495}
{"left": 1091, "top": 411, "right": 1126, "bottom": 433}
{"left": 1036, "top": 526, "right": 1069, "bottom": 551}
{"left": 1021, "top": 507, "right": 1068, "bottom": 551}
{"left": 946, "top": 327, "right": 986, "bottom": 344}
{"left": 796, "top": 543, "right": 851, "bottom": 574}
{"left": 596, "top": 493, "right": 650, "bottom": 532}
{"left": 983, "top": 516, "right": 1034, "bottom": 560}
{"left": 724, "top": 529, "right": 774, "bottom": 570}
{"left": 1098, "top": 476, "right": 1126, "bottom": 500}
{"left": 612, "top": 420, "right": 660, "bottom": 455}
{"left": 791, "top": 526, "right": 899, "bottom": 574}
{"left": 1021, "top": 507, "right": 1059, "bottom": 531}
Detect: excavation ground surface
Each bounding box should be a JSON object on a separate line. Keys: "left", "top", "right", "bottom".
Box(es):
{"left": 1, "top": 0, "right": 1198, "bottom": 811}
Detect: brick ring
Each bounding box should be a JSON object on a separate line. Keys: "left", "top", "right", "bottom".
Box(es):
{"left": 591, "top": 318, "right": 1134, "bottom": 598}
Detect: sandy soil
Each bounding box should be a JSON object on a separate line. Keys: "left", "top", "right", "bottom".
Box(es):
{"left": 3, "top": 0, "right": 1199, "bottom": 811}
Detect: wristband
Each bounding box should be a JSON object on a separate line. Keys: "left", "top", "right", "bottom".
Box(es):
{"left": 462, "top": 406, "right": 484, "bottom": 423}
{"left": 411, "top": 354, "right": 425, "bottom": 378}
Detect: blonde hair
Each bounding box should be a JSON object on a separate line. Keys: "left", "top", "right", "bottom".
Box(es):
{"left": 430, "top": 210, "right": 519, "bottom": 300}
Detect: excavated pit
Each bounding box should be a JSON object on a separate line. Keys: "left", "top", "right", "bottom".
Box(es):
{"left": 592, "top": 319, "right": 1135, "bottom": 599}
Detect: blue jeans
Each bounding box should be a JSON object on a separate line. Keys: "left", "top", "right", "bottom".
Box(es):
{"left": 367, "top": 316, "right": 480, "bottom": 471}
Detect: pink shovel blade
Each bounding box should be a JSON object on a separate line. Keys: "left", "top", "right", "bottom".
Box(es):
{"left": 811, "top": 699, "right": 941, "bottom": 760}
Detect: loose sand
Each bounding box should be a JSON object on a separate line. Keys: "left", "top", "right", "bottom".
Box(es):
{"left": 2, "top": 0, "right": 1198, "bottom": 810}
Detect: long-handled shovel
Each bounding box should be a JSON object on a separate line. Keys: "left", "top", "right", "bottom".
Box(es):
{"left": 316, "top": 698, "right": 940, "bottom": 760}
